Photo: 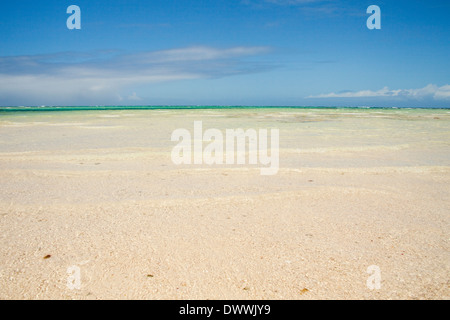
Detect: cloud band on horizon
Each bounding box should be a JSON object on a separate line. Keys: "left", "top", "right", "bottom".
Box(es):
{"left": 308, "top": 84, "right": 450, "bottom": 101}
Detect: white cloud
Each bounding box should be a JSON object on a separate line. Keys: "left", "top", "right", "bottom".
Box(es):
{"left": 0, "top": 46, "right": 273, "bottom": 105}
{"left": 308, "top": 84, "right": 450, "bottom": 101}
{"left": 130, "top": 46, "right": 270, "bottom": 63}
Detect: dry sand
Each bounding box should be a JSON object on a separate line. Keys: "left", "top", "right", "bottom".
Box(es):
{"left": 0, "top": 109, "right": 449, "bottom": 299}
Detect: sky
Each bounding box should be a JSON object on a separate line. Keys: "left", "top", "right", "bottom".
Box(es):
{"left": 0, "top": 0, "right": 449, "bottom": 107}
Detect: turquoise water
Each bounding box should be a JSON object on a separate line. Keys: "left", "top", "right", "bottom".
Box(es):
{"left": 0, "top": 105, "right": 449, "bottom": 113}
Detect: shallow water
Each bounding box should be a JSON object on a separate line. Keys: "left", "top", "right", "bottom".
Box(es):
{"left": 0, "top": 107, "right": 449, "bottom": 169}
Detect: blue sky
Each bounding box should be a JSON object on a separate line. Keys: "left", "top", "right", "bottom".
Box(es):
{"left": 0, "top": 0, "right": 449, "bottom": 107}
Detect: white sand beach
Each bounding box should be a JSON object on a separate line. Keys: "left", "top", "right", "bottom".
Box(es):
{"left": 0, "top": 108, "right": 449, "bottom": 299}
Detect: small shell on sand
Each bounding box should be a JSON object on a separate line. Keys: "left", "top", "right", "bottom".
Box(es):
{"left": 300, "top": 288, "right": 309, "bottom": 294}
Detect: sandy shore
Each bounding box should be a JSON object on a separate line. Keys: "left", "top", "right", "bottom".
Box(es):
{"left": 0, "top": 109, "right": 449, "bottom": 299}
